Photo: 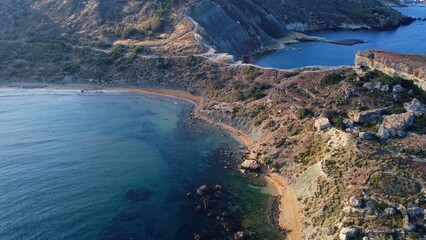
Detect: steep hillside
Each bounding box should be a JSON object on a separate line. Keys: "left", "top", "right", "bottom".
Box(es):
{"left": 0, "top": 0, "right": 414, "bottom": 57}
{"left": 189, "top": 0, "right": 413, "bottom": 56}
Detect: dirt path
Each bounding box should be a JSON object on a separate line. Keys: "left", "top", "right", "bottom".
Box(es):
{"left": 266, "top": 173, "right": 303, "bottom": 240}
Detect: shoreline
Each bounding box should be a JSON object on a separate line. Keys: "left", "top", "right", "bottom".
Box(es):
{"left": 0, "top": 84, "right": 303, "bottom": 239}
{"left": 117, "top": 87, "right": 304, "bottom": 239}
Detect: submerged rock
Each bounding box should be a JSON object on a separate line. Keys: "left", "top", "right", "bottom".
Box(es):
{"left": 197, "top": 185, "right": 209, "bottom": 196}
{"left": 213, "top": 185, "right": 223, "bottom": 191}
{"left": 233, "top": 231, "right": 245, "bottom": 240}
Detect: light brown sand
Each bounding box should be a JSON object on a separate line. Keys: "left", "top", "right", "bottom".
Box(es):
{"left": 266, "top": 173, "right": 303, "bottom": 240}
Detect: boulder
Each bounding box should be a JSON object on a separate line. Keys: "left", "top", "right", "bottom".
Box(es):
{"left": 315, "top": 117, "right": 332, "bottom": 131}
{"left": 372, "top": 82, "right": 382, "bottom": 90}
{"left": 385, "top": 207, "right": 396, "bottom": 215}
{"left": 343, "top": 118, "right": 355, "bottom": 130}
{"left": 359, "top": 132, "right": 376, "bottom": 140}
{"left": 392, "top": 84, "right": 406, "bottom": 93}
{"left": 404, "top": 98, "right": 426, "bottom": 116}
{"left": 365, "top": 200, "right": 376, "bottom": 211}
{"left": 363, "top": 82, "right": 374, "bottom": 91}
{"left": 405, "top": 207, "right": 424, "bottom": 217}
{"left": 349, "top": 196, "right": 363, "bottom": 208}
{"left": 349, "top": 107, "right": 389, "bottom": 124}
{"left": 240, "top": 160, "right": 260, "bottom": 171}
{"left": 380, "top": 84, "right": 389, "bottom": 92}
{"left": 378, "top": 112, "right": 414, "bottom": 139}
{"left": 196, "top": 185, "right": 208, "bottom": 196}
{"left": 339, "top": 227, "right": 358, "bottom": 240}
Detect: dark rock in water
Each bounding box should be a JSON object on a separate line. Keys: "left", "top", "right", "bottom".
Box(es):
{"left": 213, "top": 184, "right": 223, "bottom": 191}
{"left": 125, "top": 188, "right": 152, "bottom": 202}
{"left": 207, "top": 210, "right": 214, "bottom": 217}
{"left": 203, "top": 196, "right": 210, "bottom": 209}
{"left": 234, "top": 231, "right": 245, "bottom": 240}
{"left": 197, "top": 185, "right": 208, "bottom": 196}
{"left": 196, "top": 205, "right": 203, "bottom": 213}
{"left": 194, "top": 229, "right": 208, "bottom": 240}
{"left": 214, "top": 190, "right": 225, "bottom": 198}
{"left": 222, "top": 211, "right": 230, "bottom": 217}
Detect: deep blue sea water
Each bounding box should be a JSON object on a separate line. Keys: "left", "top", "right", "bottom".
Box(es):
{"left": 254, "top": 5, "right": 426, "bottom": 69}
{"left": 0, "top": 89, "right": 280, "bottom": 240}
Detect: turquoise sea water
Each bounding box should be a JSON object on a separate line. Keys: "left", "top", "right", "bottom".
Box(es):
{"left": 254, "top": 5, "right": 426, "bottom": 69}
{"left": 0, "top": 89, "right": 280, "bottom": 239}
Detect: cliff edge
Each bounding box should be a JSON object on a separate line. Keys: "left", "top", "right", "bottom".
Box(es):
{"left": 355, "top": 50, "right": 426, "bottom": 90}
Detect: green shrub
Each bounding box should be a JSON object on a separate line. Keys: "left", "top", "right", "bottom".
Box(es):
{"left": 275, "top": 138, "right": 286, "bottom": 148}
{"left": 296, "top": 108, "right": 314, "bottom": 119}
{"left": 322, "top": 110, "right": 346, "bottom": 130}
{"left": 122, "top": 26, "right": 138, "bottom": 38}
{"left": 247, "top": 66, "right": 261, "bottom": 81}
{"left": 156, "top": 58, "right": 171, "bottom": 69}
{"left": 361, "top": 70, "right": 426, "bottom": 101}
{"left": 234, "top": 91, "right": 245, "bottom": 101}
{"left": 81, "top": 40, "right": 112, "bottom": 49}
{"left": 319, "top": 73, "right": 345, "bottom": 87}
{"left": 62, "top": 62, "right": 80, "bottom": 74}
{"left": 249, "top": 82, "right": 271, "bottom": 100}
{"left": 131, "top": 46, "right": 148, "bottom": 55}
{"left": 139, "top": 14, "right": 162, "bottom": 33}
{"left": 110, "top": 44, "right": 127, "bottom": 59}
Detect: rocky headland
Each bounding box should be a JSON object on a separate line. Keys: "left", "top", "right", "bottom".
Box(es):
{"left": 356, "top": 50, "right": 426, "bottom": 91}
{"left": 1, "top": 1, "right": 426, "bottom": 239}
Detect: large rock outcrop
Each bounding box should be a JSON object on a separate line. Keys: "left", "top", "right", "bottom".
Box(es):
{"left": 355, "top": 50, "right": 426, "bottom": 91}
{"left": 378, "top": 112, "right": 414, "bottom": 139}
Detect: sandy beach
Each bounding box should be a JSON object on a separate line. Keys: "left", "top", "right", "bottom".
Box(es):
{"left": 124, "top": 87, "right": 303, "bottom": 240}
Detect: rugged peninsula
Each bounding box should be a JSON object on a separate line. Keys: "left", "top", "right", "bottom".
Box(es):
{"left": 1, "top": 1, "right": 426, "bottom": 240}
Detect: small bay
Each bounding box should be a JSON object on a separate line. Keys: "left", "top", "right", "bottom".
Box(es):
{"left": 0, "top": 89, "right": 281, "bottom": 240}
{"left": 254, "top": 5, "right": 426, "bottom": 69}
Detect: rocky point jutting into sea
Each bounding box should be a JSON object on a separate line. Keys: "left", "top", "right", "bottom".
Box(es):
{"left": 1, "top": 0, "right": 426, "bottom": 239}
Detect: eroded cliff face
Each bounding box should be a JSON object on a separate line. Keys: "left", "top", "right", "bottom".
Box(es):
{"left": 189, "top": 0, "right": 413, "bottom": 56}
{"left": 355, "top": 50, "right": 426, "bottom": 90}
